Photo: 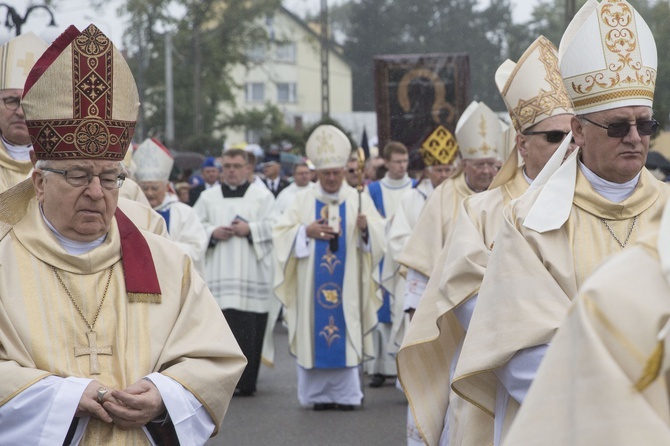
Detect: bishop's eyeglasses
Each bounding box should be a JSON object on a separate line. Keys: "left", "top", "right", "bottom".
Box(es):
{"left": 40, "top": 167, "right": 126, "bottom": 190}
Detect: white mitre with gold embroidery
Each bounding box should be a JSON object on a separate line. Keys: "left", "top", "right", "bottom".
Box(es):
{"left": 133, "top": 138, "right": 174, "bottom": 182}
{"left": 0, "top": 32, "right": 47, "bottom": 90}
{"left": 306, "top": 125, "right": 351, "bottom": 170}
{"left": 490, "top": 35, "right": 574, "bottom": 189}
{"left": 455, "top": 101, "right": 503, "bottom": 160}
{"left": 558, "top": 0, "right": 656, "bottom": 114}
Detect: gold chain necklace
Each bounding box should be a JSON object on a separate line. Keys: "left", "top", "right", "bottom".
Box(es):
{"left": 601, "top": 215, "right": 638, "bottom": 250}
{"left": 53, "top": 264, "right": 114, "bottom": 375}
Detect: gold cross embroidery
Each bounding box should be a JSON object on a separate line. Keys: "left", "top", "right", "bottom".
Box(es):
{"left": 17, "top": 52, "right": 36, "bottom": 76}
{"left": 74, "top": 330, "right": 112, "bottom": 375}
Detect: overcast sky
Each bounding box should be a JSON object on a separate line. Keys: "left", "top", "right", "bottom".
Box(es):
{"left": 283, "top": 0, "right": 538, "bottom": 22}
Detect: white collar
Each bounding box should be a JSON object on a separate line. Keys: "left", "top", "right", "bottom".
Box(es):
{"left": 381, "top": 173, "right": 412, "bottom": 188}
{"left": 2, "top": 136, "right": 32, "bottom": 161}
{"left": 40, "top": 204, "right": 106, "bottom": 255}
{"left": 154, "top": 193, "right": 179, "bottom": 212}
{"left": 579, "top": 161, "right": 640, "bottom": 203}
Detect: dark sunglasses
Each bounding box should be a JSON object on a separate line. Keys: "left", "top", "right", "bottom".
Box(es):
{"left": 581, "top": 117, "right": 659, "bottom": 138}
{"left": 522, "top": 130, "right": 572, "bottom": 144}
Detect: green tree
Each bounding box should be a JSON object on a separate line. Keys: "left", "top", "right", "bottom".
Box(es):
{"left": 112, "top": 0, "right": 281, "bottom": 152}
{"left": 508, "top": 0, "right": 669, "bottom": 130}
{"left": 341, "top": 0, "right": 513, "bottom": 111}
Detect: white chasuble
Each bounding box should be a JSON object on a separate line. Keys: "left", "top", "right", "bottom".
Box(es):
{"left": 397, "top": 173, "right": 474, "bottom": 278}
{"left": 0, "top": 140, "right": 31, "bottom": 194}
{"left": 0, "top": 202, "right": 247, "bottom": 445}
{"left": 452, "top": 167, "right": 670, "bottom": 444}
{"left": 504, "top": 228, "right": 670, "bottom": 445}
{"left": 273, "top": 184, "right": 385, "bottom": 369}
{"left": 398, "top": 167, "right": 528, "bottom": 446}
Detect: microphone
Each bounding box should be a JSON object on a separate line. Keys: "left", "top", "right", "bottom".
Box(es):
{"left": 329, "top": 234, "right": 339, "bottom": 253}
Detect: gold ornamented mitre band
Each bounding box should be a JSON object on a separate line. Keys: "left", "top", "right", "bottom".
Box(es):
{"left": 420, "top": 125, "right": 459, "bottom": 166}
{"left": 22, "top": 24, "right": 139, "bottom": 161}
{"left": 559, "top": 0, "right": 656, "bottom": 114}
{"left": 500, "top": 36, "right": 573, "bottom": 132}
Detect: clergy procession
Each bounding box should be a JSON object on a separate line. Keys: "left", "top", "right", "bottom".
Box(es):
{"left": 2, "top": 0, "right": 670, "bottom": 444}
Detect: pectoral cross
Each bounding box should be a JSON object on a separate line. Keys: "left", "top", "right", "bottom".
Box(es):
{"left": 74, "top": 330, "right": 112, "bottom": 375}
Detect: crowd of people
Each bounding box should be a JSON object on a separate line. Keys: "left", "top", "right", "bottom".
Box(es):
{"left": 2, "top": 0, "right": 670, "bottom": 444}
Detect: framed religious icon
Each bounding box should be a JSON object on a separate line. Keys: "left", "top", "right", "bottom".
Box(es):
{"left": 374, "top": 53, "right": 470, "bottom": 171}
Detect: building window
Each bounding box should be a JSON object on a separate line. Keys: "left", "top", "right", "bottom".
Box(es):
{"left": 247, "top": 44, "right": 265, "bottom": 62}
{"left": 245, "top": 83, "right": 265, "bottom": 103}
{"left": 275, "top": 42, "right": 296, "bottom": 63}
{"left": 277, "top": 83, "right": 297, "bottom": 103}
{"left": 246, "top": 129, "right": 262, "bottom": 144}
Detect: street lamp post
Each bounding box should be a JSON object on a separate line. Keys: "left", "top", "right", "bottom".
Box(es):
{"left": 0, "top": 3, "right": 57, "bottom": 36}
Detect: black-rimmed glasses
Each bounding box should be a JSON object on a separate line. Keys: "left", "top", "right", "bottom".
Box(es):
{"left": 522, "top": 130, "right": 572, "bottom": 144}
{"left": 581, "top": 116, "right": 659, "bottom": 138}
{"left": 40, "top": 167, "right": 126, "bottom": 190}
{"left": 0, "top": 96, "right": 21, "bottom": 111}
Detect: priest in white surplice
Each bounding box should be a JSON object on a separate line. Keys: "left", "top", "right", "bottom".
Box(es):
{"left": 194, "top": 147, "right": 277, "bottom": 397}
{"left": 365, "top": 141, "right": 416, "bottom": 387}
{"left": 133, "top": 137, "right": 208, "bottom": 276}
{"left": 273, "top": 125, "right": 385, "bottom": 410}
{"left": 0, "top": 24, "right": 246, "bottom": 445}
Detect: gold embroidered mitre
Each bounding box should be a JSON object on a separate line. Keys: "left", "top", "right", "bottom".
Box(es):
{"left": 455, "top": 101, "right": 503, "bottom": 160}
{"left": 22, "top": 24, "right": 140, "bottom": 161}
{"left": 419, "top": 125, "right": 459, "bottom": 167}
{"left": 0, "top": 32, "right": 48, "bottom": 90}
{"left": 496, "top": 36, "right": 573, "bottom": 133}
{"left": 134, "top": 138, "right": 174, "bottom": 182}
{"left": 558, "top": 0, "right": 656, "bottom": 114}
{"left": 306, "top": 125, "right": 351, "bottom": 170}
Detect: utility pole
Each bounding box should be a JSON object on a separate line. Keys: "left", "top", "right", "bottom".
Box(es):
{"left": 165, "top": 32, "right": 174, "bottom": 147}
{"left": 320, "top": 0, "right": 330, "bottom": 120}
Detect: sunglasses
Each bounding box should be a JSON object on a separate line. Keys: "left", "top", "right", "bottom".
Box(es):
{"left": 581, "top": 117, "right": 659, "bottom": 138}
{"left": 522, "top": 130, "right": 572, "bottom": 144}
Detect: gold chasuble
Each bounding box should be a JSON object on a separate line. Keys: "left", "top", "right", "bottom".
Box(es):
{"left": 0, "top": 141, "right": 32, "bottom": 193}
{"left": 398, "top": 166, "right": 529, "bottom": 446}
{"left": 452, "top": 166, "right": 670, "bottom": 438}
{"left": 0, "top": 202, "right": 246, "bottom": 444}
{"left": 504, "top": 225, "right": 670, "bottom": 445}
{"left": 397, "top": 173, "right": 473, "bottom": 278}
{"left": 273, "top": 185, "right": 386, "bottom": 369}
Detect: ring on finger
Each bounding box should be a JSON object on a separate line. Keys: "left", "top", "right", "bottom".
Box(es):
{"left": 97, "top": 387, "right": 108, "bottom": 404}
{"left": 319, "top": 232, "right": 325, "bottom": 237}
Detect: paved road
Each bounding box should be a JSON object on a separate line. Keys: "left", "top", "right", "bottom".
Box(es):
{"left": 207, "top": 325, "right": 408, "bottom": 445}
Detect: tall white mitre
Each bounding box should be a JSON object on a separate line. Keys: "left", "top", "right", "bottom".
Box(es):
{"left": 524, "top": 0, "right": 657, "bottom": 233}
{"left": 558, "top": 0, "right": 656, "bottom": 114}
{"left": 490, "top": 35, "right": 574, "bottom": 189}
{"left": 305, "top": 125, "right": 351, "bottom": 170}
{"left": 133, "top": 138, "right": 175, "bottom": 182}
{"left": 455, "top": 101, "right": 504, "bottom": 161}
{"left": 0, "top": 32, "right": 48, "bottom": 90}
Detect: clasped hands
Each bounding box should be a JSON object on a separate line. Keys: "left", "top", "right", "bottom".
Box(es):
{"left": 306, "top": 215, "right": 367, "bottom": 240}
{"left": 78, "top": 379, "right": 166, "bottom": 429}
{"left": 212, "top": 219, "right": 250, "bottom": 241}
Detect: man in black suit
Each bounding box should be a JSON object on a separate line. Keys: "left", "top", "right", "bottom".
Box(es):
{"left": 189, "top": 156, "right": 221, "bottom": 206}
{"left": 262, "top": 157, "right": 289, "bottom": 198}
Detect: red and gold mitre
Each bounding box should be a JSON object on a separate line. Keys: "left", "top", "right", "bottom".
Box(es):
{"left": 22, "top": 24, "right": 140, "bottom": 161}
{"left": 419, "top": 125, "right": 458, "bottom": 167}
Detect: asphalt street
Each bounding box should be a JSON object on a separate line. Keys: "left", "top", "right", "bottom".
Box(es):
{"left": 207, "top": 324, "right": 407, "bottom": 445}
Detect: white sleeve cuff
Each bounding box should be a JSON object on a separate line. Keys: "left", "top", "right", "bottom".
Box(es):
{"left": 144, "top": 372, "right": 215, "bottom": 445}
{"left": 494, "top": 344, "right": 549, "bottom": 404}
{"left": 403, "top": 268, "right": 428, "bottom": 311}
{"left": 294, "top": 225, "right": 310, "bottom": 258}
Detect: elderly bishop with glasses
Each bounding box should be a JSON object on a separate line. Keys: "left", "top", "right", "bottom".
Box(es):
{"left": 0, "top": 25, "right": 246, "bottom": 445}
{"left": 450, "top": 1, "right": 670, "bottom": 445}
